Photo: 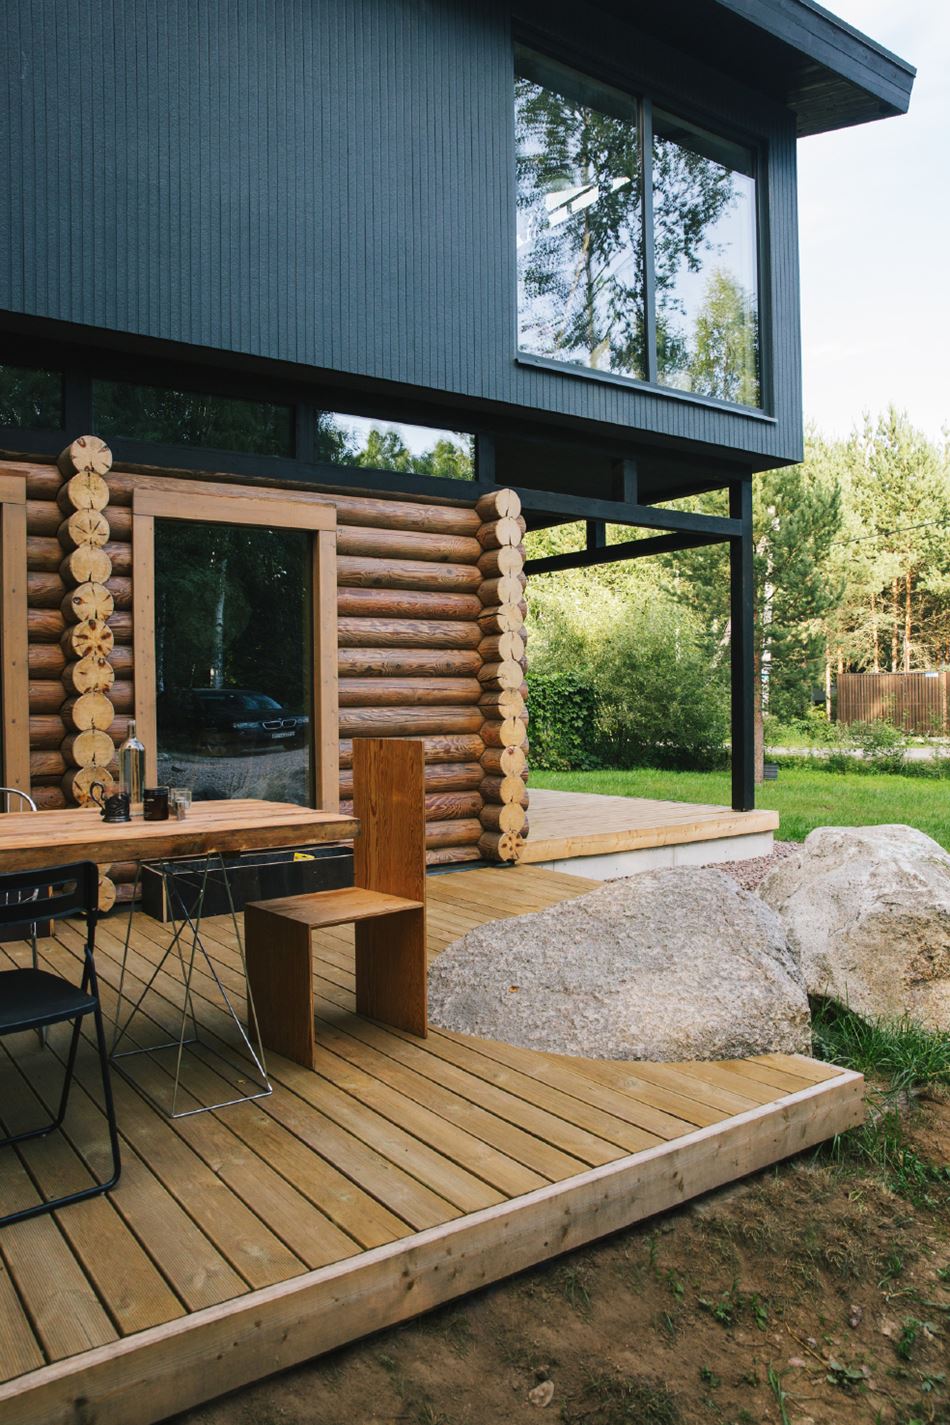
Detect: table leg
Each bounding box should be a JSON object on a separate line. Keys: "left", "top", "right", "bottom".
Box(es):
{"left": 110, "top": 853, "right": 272, "bottom": 1118}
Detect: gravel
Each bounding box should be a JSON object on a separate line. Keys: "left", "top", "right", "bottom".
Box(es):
{"left": 701, "top": 840, "right": 797, "bottom": 891}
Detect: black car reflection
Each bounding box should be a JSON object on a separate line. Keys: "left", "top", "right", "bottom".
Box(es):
{"left": 157, "top": 688, "right": 309, "bottom": 755}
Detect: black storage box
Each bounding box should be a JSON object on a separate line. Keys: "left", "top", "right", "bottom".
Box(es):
{"left": 141, "top": 844, "right": 353, "bottom": 922}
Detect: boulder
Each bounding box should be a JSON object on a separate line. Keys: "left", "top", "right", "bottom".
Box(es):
{"left": 428, "top": 868, "right": 810, "bottom": 1061}
{"left": 759, "top": 825, "right": 950, "bottom": 1030}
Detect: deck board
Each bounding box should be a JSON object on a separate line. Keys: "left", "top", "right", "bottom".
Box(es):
{"left": 519, "top": 788, "right": 778, "bottom": 863}
{"left": 0, "top": 866, "right": 863, "bottom": 1425}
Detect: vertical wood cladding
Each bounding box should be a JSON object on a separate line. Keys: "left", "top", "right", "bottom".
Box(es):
{"left": 0, "top": 0, "right": 803, "bottom": 466}
{"left": 21, "top": 460, "right": 527, "bottom": 865}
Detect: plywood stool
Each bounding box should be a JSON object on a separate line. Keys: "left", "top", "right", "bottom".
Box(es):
{"left": 245, "top": 739, "right": 427, "bottom": 1067}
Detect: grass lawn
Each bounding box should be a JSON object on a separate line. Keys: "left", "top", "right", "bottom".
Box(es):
{"left": 529, "top": 764, "right": 950, "bottom": 848}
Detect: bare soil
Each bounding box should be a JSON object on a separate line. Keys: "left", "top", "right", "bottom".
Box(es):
{"left": 178, "top": 1092, "right": 949, "bottom": 1425}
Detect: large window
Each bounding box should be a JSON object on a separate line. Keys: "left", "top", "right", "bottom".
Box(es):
{"left": 514, "top": 49, "right": 762, "bottom": 409}
{"left": 515, "top": 51, "right": 645, "bottom": 379}
{"left": 653, "top": 115, "right": 759, "bottom": 406}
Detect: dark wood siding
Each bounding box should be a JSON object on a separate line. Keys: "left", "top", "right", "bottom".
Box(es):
{"left": 1, "top": 0, "right": 802, "bottom": 466}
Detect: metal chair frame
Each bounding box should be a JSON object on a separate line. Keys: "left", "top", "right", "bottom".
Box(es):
{"left": 0, "top": 860, "right": 121, "bottom": 1228}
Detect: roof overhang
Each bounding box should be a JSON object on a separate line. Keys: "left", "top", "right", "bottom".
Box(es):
{"left": 605, "top": 0, "right": 915, "bottom": 135}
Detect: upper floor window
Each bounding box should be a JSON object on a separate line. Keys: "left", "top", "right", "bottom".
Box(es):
{"left": 653, "top": 114, "right": 759, "bottom": 406}
{"left": 514, "top": 48, "right": 762, "bottom": 410}
{"left": 515, "top": 52, "right": 645, "bottom": 380}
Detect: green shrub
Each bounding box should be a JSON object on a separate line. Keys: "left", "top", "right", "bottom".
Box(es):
{"left": 844, "top": 718, "right": 907, "bottom": 772}
{"left": 526, "top": 672, "right": 600, "bottom": 771}
{"left": 526, "top": 580, "right": 728, "bottom": 772}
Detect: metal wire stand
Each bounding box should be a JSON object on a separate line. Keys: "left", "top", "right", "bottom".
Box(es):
{"left": 110, "top": 852, "right": 272, "bottom": 1118}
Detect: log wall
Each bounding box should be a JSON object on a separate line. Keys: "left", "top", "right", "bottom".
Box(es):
{"left": 15, "top": 448, "right": 531, "bottom": 871}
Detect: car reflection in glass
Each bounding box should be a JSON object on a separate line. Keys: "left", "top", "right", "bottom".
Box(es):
{"left": 157, "top": 688, "right": 309, "bottom": 756}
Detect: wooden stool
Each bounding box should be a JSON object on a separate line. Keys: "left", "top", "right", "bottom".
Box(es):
{"left": 245, "top": 739, "right": 427, "bottom": 1067}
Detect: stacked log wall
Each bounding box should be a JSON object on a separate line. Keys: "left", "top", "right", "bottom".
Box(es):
{"left": 474, "top": 490, "right": 530, "bottom": 861}
{"left": 19, "top": 449, "right": 530, "bottom": 868}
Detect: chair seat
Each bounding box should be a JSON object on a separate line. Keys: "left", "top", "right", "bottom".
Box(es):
{"left": 0, "top": 968, "right": 97, "bottom": 1034}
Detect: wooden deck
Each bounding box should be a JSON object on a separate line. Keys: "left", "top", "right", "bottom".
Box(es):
{"left": 520, "top": 788, "right": 779, "bottom": 865}
{"left": 0, "top": 867, "right": 862, "bottom": 1425}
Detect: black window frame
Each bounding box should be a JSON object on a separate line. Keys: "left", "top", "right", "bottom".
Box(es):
{"left": 512, "top": 43, "right": 772, "bottom": 419}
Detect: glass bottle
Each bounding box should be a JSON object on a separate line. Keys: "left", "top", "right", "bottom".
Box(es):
{"left": 118, "top": 719, "right": 146, "bottom": 808}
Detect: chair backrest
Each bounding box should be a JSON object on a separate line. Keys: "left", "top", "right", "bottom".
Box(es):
{"left": 0, "top": 788, "right": 38, "bottom": 813}
{"left": 0, "top": 861, "right": 98, "bottom": 931}
{"left": 352, "top": 739, "right": 426, "bottom": 901}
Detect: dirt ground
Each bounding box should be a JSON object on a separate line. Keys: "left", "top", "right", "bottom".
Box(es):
{"left": 179, "top": 1090, "right": 949, "bottom": 1425}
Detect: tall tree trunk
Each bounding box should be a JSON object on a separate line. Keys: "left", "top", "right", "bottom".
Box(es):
{"left": 871, "top": 590, "right": 880, "bottom": 672}
{"left": 891, "top": 577, "right": 900, "bottom": 672}
{"left": 753, "top": 649, "right": 764, "bottom": 784}
{"left": 824, "top": 650, "right": 832, "bottom": 719}
{"left": 210, "top": 554, "right": 228, "bottom": 688}
{"left": 904, "top": 569, "right": 912, "bottom": 672}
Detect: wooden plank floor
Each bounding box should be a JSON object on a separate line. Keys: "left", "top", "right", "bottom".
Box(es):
{"left": 520, "top": 788, "right": 779, "bottom": 863}
{"left": 0, "top": 867, "right": 862, "bottom": 1425}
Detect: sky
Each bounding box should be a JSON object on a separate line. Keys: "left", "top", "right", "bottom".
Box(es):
{"left": 797, "top": 0, "right": 949, "bottom": 443}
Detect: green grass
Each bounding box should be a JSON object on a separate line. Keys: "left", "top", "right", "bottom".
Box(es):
{"left": 529, "top": 765, "right": 950, "bottom": 848}
{"left": 812, "top": 1001, "right": 950, "bottom": 1208}
{"left": 811, "top": 1000, "right": 950, "bottom": 1093}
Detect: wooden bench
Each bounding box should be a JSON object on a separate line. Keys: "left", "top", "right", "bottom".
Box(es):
{"left": 244, "top": 739, "right": 427, "bottom": 1068}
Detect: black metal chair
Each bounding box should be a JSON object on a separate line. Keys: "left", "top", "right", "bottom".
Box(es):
{"left": 0, "top": 861, "right": 121, "bottom": 1227}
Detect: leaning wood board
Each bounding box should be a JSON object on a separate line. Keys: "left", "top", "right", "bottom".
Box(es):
{"left": 0, "top": 800, "right": 358, "bottom": 872}
{"left": 0, "top": 866, "right": 864, "bottom": 1425}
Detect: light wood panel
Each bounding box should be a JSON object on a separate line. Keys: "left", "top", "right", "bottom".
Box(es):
{"left": 519, "top": 788, "right": 779, "bottom": 863}
{"left": 0, "top": 476, "right": 30, "bottom": 793}
{"left": 0, "top": 865, "right": 863, "bottom": 1425}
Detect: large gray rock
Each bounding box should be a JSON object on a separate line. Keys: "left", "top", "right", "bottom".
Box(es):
{"left": 759, "top": 825, "right": 950, "bottom": 1030}
{"left": 428, "top": 868, "right": 810, "bottom": 1061}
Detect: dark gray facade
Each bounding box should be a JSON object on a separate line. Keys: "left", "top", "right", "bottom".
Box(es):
{"left": 0, "top": 0, "right": 912, "bottom": 479}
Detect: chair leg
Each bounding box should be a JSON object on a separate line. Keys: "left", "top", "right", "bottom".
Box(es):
{"left": 92, "top": 997, "right": 121, "bottom": 1191}
{"left": 52, "top": 1010, "right": 85, "bottom": 1128}
{"left": 31, "top": 932, "right": 48, "bottom": 1048}
{"left": 0, "top": 1006, "right": 122, "bottom": 1228}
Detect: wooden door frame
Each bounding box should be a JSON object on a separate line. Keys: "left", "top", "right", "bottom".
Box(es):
{"left": 131, "top": 477, "right": 340, "bottom": 810}
{"left": 0, "top": 472, "right": 30, "bottom": 795}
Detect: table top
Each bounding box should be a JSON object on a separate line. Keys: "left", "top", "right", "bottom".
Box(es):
{"left": 0, "top": 799, "right": 359, "bottom": 873}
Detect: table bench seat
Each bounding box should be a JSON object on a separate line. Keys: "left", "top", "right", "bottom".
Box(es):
{"left": 249, "top": 887, "right": 424, "bottom": 930}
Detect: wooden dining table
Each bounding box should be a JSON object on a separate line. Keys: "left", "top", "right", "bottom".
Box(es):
{"left": 0, "top": 798, "right": 359, "bottom": 873}
{"left": 0, "top": 798, "right": 360, "bottom": 1117}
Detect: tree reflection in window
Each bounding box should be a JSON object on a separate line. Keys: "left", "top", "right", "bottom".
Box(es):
{"left": 94, "top": 381, "right": 294, "bottom": 456}
{"left": 515, "top": 51, "right": 645, "bottom": 378}
{"left": 0, "top": 365, "right": 63, "bottom": 428}
{"left": 313, "top": 412, "right": 474, "bottom": 480}
{"left": 653, "top": 115, "right": 760, "bottom": 406}
{"left": 154, "top": 520, "right": 312, "bottom": 805}
{"left": 513, "top": 50, "right": 762, "bottom": 410}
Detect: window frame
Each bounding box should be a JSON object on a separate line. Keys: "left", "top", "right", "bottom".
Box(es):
{"left": 512, "top": 43, "right": 772, "bottom": 418}
{"left": 129, "top": 477, "right": 340, "bottom": 812}
{"left": 0, "top": 473, "right": 29, "bottom": 794}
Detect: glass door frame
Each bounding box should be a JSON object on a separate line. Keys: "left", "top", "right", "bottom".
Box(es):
{"left": 0, "top": 470, "right": 30, "bottom": 794}
{"left": 131, "top": 475, "right": 339, "bottom": 810}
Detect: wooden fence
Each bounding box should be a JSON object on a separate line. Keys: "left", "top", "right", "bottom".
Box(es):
{"left": 836, "top": 671, "right": 950, "bottom": 734}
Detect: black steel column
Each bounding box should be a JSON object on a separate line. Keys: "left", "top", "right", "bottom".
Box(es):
{"left": 729, "top": 478, "right": 755, "bottom": 811}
